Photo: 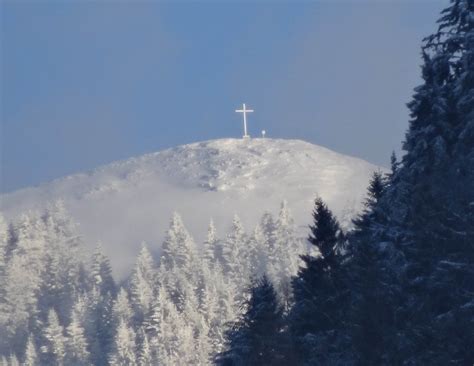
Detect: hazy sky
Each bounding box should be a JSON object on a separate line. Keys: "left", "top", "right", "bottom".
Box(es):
{"left": 1, "top": 0, "right": 445, "bottom": 193}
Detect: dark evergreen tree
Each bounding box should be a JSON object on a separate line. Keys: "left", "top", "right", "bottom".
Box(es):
{"left": 307, "top": 197, "right": 341, "bottom": 262}
{"left": 347, "top": 171, "right": 402, "bottom": 365}
{"left": 386, "top": 151, "right": 399, "bottom": 183}
{"left": 289, "top": 198, "right": 351, "bottom": 365}
{"left": 215, "top": 276, "right": 287, "bottom": 366}
{"left": 352, "top": 171, "right": 387, "bottom": 232}
{"left": 390, "top": 151, "right": 398, "bottom": 175}
{"left": 347, "top": 1, "right": 474, "bottom": 363}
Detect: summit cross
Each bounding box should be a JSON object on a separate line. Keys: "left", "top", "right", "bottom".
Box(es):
{"left": 235, "top": 103, "right": 254, "bottom": 138}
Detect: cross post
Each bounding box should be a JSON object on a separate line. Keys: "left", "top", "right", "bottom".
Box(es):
{"left": 235, "top": 103, "right": 254, "bottom": 138}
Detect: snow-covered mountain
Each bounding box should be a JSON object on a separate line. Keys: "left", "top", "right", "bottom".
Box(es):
{"left": 0, "top": 138, "right": 382, "bottom": 275}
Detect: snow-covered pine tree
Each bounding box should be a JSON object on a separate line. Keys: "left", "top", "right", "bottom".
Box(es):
{"left": 64, "top": 310, "right": 90, "bottom": 365}
{"left": 90, "top": 244, "right": 116, "bottom": 297}
{"left": 23, "top": 335, "right": 38, "bottom": 366}
{"left": 259, "top": 211, "right": 277, "bottom": 244}
{"left": 136, "top": 327, "right": 152, "bottom": 366}
{"left": 246, "top": 223, "right": 267, "bottom": 279}
{"left": 112, "top": 288, "right": 134, "bottom": 327}
{"left": 144, "top": 285, "right": 194, "bottom": 365}
{"left": 109, "top": 319, "right": 137, "bottom": 366}
{"left": 1, "top": 213, "right": 46, "bottom": 354}
{"left": 198, "top": 271, "right": 223, "bottom": 352}
{"left": 86, "top": 245, "right": 116, "bottom": 365}
{"left": 129, "top": 243, "right": 156, "bottom": 326}
{"left": 221, "top": 215, "right": 248, "bottom": 285}
{"left": 0, "top": 214, "right": 9, "bottom": 354}
{"left": 203, "top": 218, "right": 219, "bottom": 267}
{"left": 0, "top": 214, "right": 7, "bottom": 277}
{"left": 259, "top": 212, "right": 277, "bottom": 259}
{"left": 39, "top": 203, "right": 85, "bottom": 325}
{"left": 8, "top": 354, "right": 19, "bottom": 366}
{"left": 42, "top": 309, "right": 66, "bottom": 366}
{"left": 268, "top": 201, "right": 300, "bottom": 304}
{"left": 160, "top": 212, "right": 198, "bottom": 273}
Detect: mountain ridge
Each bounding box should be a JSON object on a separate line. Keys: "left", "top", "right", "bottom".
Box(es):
{"left": 0, "top": 138, "right": 383, "bottom": 275}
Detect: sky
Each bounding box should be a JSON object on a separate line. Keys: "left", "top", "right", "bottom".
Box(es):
{"left": 1, "top": 0, "right": 445, "bottom": 193}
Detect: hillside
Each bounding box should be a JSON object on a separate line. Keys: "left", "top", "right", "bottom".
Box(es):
{"left": 0, "top": 138, "right": 381, "bottom": 275}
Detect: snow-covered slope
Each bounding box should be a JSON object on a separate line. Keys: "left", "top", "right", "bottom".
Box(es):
{"left": 0, "top": 138, "right": 381, "bottom": 275}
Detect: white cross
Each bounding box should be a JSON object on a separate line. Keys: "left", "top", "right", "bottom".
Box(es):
{"left": 235, "top": 103, "right": 254, "bottom": 138}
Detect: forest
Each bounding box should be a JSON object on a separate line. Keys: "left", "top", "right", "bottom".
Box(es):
{"left": 1, "top": 0, "right": 473, "bottom": 364}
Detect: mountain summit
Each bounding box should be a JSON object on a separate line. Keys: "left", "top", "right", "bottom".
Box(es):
{"left": 1, "top": 138, "right": 381, "bottom": 274}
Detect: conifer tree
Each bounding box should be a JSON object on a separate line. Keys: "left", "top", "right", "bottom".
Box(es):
{"left": 268, "top": 201, "right": 300, "bottom": 303}
{"left": 222, "top": 215, "right": 248, "bottom": 282}
{"left": 216, "top": 276, "right": 287, "bottom": 366}
{"left": 343, "top": 2, "right": 474, "bottom": 363}
{"left": 392, "top": 1, "right": 474, "bottom": 362}
{"left": 109, "top": 319, "right": 137, "bottom": 366}
{"left": 91, "top": 244, "right": 116, "bottom": 297}
{"left": 308, "top": 197, "right": 341, "bottom": 262}
{"left": 161, "top": 213, "right": 198, "bottom": 272}
{"left": 289, "top": 197, "right": 350, "bottom": 364}
{"left": 246, "top": 224, "right": 267, "bottom": 278}
{"left": 136, "top": 327, "right": 152, "bottom": 366}
{"left": 85, "top": 246, "right": 116, "bottom": 366}
{"left": 42, "top": 309, "right": 66, "bottom": 366}
{"left": 388, "top": 151, "right": 399, "bottom": 180}
{"left": 347, "top": 170, "right": 398, "bottom": 365}
{"left": 8, "top": 354, "right": 19, "bottom": 366}
{"left": 203, "top": 218, "right": 218, "bottom": 266}
{"left": 0, "top": 214, "right": 7, "bottom": 277}
{"left": 23, "top": 335, "right": 38, "bottom": 366}
{"left": 64, "top": 311, "right": 90, "bottom": 366}
{"left": 112, "top": 288, "right": 134, "bottom": 326}
{"left": 129, "top": 244, "right": 156, "bottom": 326}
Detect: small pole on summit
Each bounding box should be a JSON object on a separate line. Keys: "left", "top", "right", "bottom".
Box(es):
{"left": 261, "top": 130, "right": 266, "bottom": 138}
{"left": 235, "top": 103, "right": 254, "bottom": 139}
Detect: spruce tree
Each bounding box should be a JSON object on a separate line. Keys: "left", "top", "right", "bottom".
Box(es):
{"left": 203, "top": 218, "right": 219, "bottom": 266}
{"left": 345, "top": 1, "right": 474, "bottom": 363}
{"left": 215, "top": 276, "right": 287, "bottom": 366}
{"left": 112, "top": 288, "right": 134, "bottom": 326}
{"left": 289, "top": 197, "right": 351, "bottom": 364}
{"left": 90, "top": 244, "right": 116, "bottom": 297}
{"left": 222, "top": 215, "right": 248, "bottom": 283}
{"left": 8, "top": 354, "right": 19, "bottom": 366}
{"left": 86, "top": 246, "right": 116, "bottom": 366}
{"left": 23, "top": 335, "right": 38, "bottom": 366}
{"left": 109, "top": 319, "right": 137, "bottom": 366}
{"left": 307, "top": 197, "right": 341, "bottom": 262}
{"left": 129, "top": 244, "right": 156, "bottom": 326}
{"left": 347, "top": 170, "right": 399, "bottom": 365}
{"left": 64, "top": 311, "right": 90, "bottom": 366}
{"left": 136, "top": 327, "right": 152, "bottom": 366}
{"left": 386, "top": 1, "right": 474, "bottom": 362}
{"left": 42, "top": 309, "right": 66, "bottom": 366}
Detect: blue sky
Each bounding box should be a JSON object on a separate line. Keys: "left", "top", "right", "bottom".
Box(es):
{"left": 1, "top": 0, "right": 445, "bottom": 193}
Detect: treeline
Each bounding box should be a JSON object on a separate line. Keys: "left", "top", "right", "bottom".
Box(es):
{"left": 0, "top": 201, "right": 303, "bottom": 365}
{"left": 217, "top": 1, "right": 474, "bottom": 364}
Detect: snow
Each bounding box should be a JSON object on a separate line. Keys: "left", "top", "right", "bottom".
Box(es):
{"left": 0, "top": 138, "right": 382, "bottom": 276}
